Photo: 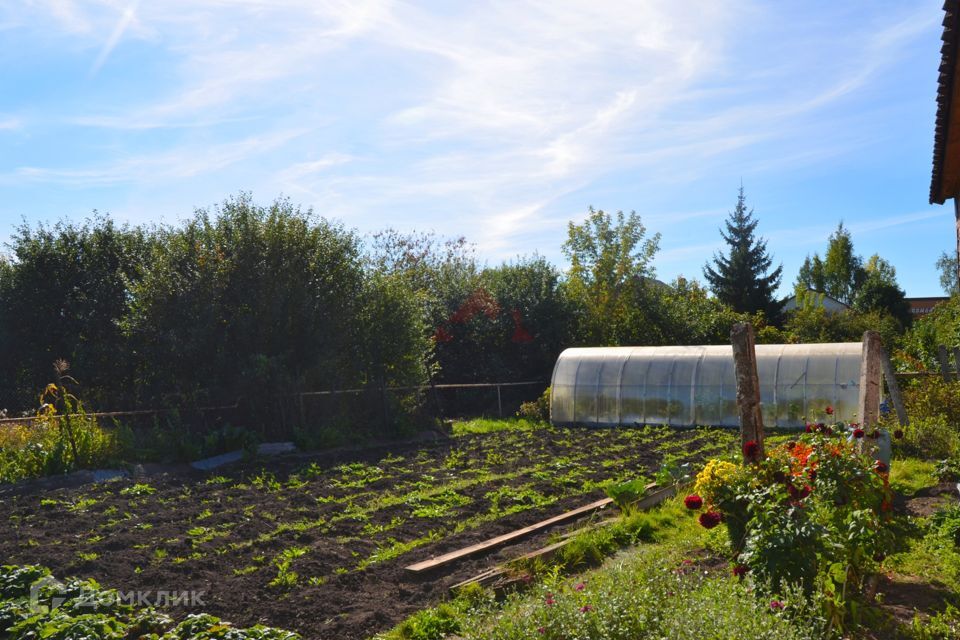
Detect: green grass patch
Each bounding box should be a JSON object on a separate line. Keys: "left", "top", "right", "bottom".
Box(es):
{"left": 451, "top": 418, "right": 543, "bottom": 436}
{"left": 889, "top": 459, "right": 939, "bottom": 497}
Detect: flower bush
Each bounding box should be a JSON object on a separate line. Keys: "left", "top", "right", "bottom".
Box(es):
{"left": 688, "top": 421, "right": 894, "bottom": 630}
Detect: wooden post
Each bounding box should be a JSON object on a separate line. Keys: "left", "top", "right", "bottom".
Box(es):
{"left": 496, "top": 384, "right": 503, "bottom": 418}
{"left": 954, "top": 198, "right": 960, "bottom": 293}
{"left": 730, "top": 322, "right": 764, "bottom": 460}
{"left": 938, "top": 345, "right": 953, "bottom": 382}
{"left": 858, "top": 331, "right": 882, "bottom": 430}
{"left": 878, "top": 344, "right": 909, "bottom": 427}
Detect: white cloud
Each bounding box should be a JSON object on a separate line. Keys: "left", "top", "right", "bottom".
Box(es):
{"left": 10, "top": 129, "right": 304, "bottom": 185}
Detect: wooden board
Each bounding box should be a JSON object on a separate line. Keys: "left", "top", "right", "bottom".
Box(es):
{"left": 404, "top": 497, "right": 613, "bottom": 573}
{"left": 448, "top": 485, "right": 679, "bottom": 591}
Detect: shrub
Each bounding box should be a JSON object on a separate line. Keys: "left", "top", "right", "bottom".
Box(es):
{"left": 688, "top": 423, "right": 893, "bottom": 631}
{"left": 0, "top": 365, "right": 123, "bottom": 484}
{"left": 517, "top": 387, "right": 550, "bottom": 422}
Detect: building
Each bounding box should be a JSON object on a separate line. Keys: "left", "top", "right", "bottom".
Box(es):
{"left": 931, "top": 1, "right": 960, "bottom": 287}
{"left": 781, "top": 289, "right": 849, "bottom": 315}
{"left": 905, "top": 296, "right": 949, "bottom": 318}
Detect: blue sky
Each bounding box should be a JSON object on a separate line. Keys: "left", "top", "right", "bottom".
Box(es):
{"left": 0, "top": 0, "right": 950, "bottom": 296}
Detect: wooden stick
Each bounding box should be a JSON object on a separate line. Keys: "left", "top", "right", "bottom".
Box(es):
{"left": 859, "top": 331, "right": 882, "bottom": 430}
{"left": 878, "top": 344, "right": 908, "bottom": 427}
{"left": 405, "top": 498, "right": 613, "bottom": 573}
{"left": 730, "top": 322, "right": 764, "bottom": 461}
{"left": 938, "top": 345, "right": 953, "bottom": 382}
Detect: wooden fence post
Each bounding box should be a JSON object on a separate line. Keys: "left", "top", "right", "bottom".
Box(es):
{"left": 858, "top": 331, "right": 882, "bottom": 430}
{"left": 938, "top": 345, "right": 953, "bottom": 382}
{"left": 878, "top": 343, "right": 908, "bottom": 427}
{"left": 730, "top": 322, "right": 764, "bottom": 461}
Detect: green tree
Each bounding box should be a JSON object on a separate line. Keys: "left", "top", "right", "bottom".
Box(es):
{"left": 703, "top": 187, "right": 783, "bottom": 320}
{"left": 0, "top": 216, "right": 153, "bottom": 410}
{"left": 936, "top": 251, "right": 959, "bottom": 295}
{"left": 852, "top": 255, "right": 910, "bottom": 327}
{"left": 562, "top": 207, "right": 661, "bottom": 345}
{"left": 796, "top": 222, "right": 867, "bottom": 304}
{"left": 125, "top": 194, "right": 366, "bottom": 411}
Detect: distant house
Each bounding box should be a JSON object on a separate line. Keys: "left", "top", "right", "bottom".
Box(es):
{"left": 781, "top": 289, "right": 849, "bottom": 315}
{"left": 905, "top": 296, "right": 949, "bottom": 318}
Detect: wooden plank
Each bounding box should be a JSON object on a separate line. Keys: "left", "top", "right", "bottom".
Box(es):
{"left": 878, "top": 344, "right": 909, "bottom": 428}
{"left": 859, "top": 331, "right": 883, "bottom": 430}
{"left": 448, "top": 483, "right": 679, "bottom": 592}
{"left": 730, "top": 322, "right": 764, "bottom": 461}
{"left": 405, "top": 498, "right": 613, "bottom": 573}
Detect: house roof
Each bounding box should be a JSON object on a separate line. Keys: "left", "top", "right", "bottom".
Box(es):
{"left": 932, "top": 1, "right": 960, "bottom": 204}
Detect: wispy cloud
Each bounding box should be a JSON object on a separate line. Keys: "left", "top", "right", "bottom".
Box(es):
{"left": 10, "top": 129, "right": 304, "bottom": 186}
{"left": 89, "top": 0, "right": 139, "bottom": 76}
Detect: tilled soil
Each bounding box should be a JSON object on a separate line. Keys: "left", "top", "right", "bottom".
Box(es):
{"left": 0, "top": 426, "right": 731, "bottom": 639}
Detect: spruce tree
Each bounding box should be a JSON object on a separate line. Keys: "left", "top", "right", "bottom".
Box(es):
{"left": 703, "top": 187, "right": 783, "bottom": 320}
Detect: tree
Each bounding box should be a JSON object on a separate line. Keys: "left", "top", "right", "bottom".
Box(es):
{"left": 795, "top": 222, "right": 866, "bottom": 304}
{"left": 936, "top": 251, "right": 959, "bottom": 295}
{"left": 562, "top": 207, "right": 661, "bottom": 345}
{"left": 703, "top": 187, "right": 783, "bottom": 320}
{"left": 853, "top": 255, "right": 910, "bottom": 327}
{"left": 0, "top": 215, "right": 153, "bottom": 411}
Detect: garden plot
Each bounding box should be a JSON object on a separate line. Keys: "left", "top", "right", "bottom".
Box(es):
{"left": 0, "top": 424, "right": 735, "bottom": 640}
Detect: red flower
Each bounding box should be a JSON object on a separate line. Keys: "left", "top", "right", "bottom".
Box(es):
{"left": 732, "top": 564, "right": 748, "bottom": 577}
{"left": 787, "top": 484, "right": 811, "bottom": 500}
{"left": 852, "top": 428, "right": 865, "bottom": 439}
{"left": 574, "top": 582, "right": 585, "bottom": 591}
{"left": 698, "top": 511, "right": 722, "bottom": 529}
{"left": 805, "top": 423, "right": 814, "bottom": 434}
{"left": 893, "top": 429, "right": 904, "bottom": 440}
{"left": 579, "top": 605, "right": 593, "bottom": 613}
{"left": 743, "top": 440, "right": 761, "bottom": 461}
{"left": 825, "top": 406, "right": 834, "bottom": 415}
{"left": 770, "top": 600, "right": 785, "bottom": 610}
{"left": 875, "top": 460, "right": 889, "bottom": 473}
{"left": 684, "top": 494, "right": 703, "bottom": 510}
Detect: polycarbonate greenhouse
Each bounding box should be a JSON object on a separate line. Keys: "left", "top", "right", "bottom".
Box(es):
{"left": 550, "top": 343, "right": 864, "bottom": 429}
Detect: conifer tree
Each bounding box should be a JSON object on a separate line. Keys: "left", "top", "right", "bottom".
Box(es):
{"left": 703, "top": 187, "right": 783, "bottom": 320}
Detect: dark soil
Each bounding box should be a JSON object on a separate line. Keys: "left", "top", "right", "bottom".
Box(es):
{"left": 0, "top": 425, "right": 731, "bottom": 640}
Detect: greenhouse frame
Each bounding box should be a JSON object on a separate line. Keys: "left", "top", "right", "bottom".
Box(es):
{"left": 549, "top": 343, "right": 866, "bottom": 429}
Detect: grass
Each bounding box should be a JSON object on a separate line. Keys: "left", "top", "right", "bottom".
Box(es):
{"left": 451, "top": 417, "right": 544, "bottom": 436}
{"left": 889, "top": 458, "right": 939, "bottom": 497}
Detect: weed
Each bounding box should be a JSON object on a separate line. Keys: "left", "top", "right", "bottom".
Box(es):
{"left": 120, "top": 483, "right": 156, "bottom": 497}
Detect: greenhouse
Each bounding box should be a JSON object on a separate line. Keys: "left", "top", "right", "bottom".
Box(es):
{"left": 550, "top": 343, "right": 865, "bottom": 429}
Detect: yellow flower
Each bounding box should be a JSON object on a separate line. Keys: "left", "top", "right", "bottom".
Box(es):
{"left": 693, "top": 459, "right": 740, "bottom": 503}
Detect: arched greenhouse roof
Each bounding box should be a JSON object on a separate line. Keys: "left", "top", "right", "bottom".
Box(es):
{"left": 550, "top": 343, "right": 864, "bottom": 429}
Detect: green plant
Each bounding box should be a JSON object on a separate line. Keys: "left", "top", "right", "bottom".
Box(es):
{"left": 120, "top": 483, "right": 156, "bottom": 497}
{"left": 516, "top": 387, "right": 550, "bottom": 422}
{"left": 603, "top": 478, "right": 648, "bottom": 511}
{"left": 688, "top": 425, "right": 894, "bottom": 632}
{"left": 394, "top": 603, "right": 461, "bottom": 640}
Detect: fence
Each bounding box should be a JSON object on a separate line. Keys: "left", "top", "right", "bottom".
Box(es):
{"left": 0, "top": 381, "right": 548, "bottom": 440}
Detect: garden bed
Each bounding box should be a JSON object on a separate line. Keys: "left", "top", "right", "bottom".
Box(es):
{"left": 0, "top": 423, "right": 734, "bottom": 640}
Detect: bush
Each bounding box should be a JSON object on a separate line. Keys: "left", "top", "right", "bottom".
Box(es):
{"left": 517, "top": 387, "right": 550, "bottom": 422}
{"left": 0, "top": 367, "right": 124, "bottom": 483}
{"left": 687, "top": 424, "right": 894, "bottom": 631}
